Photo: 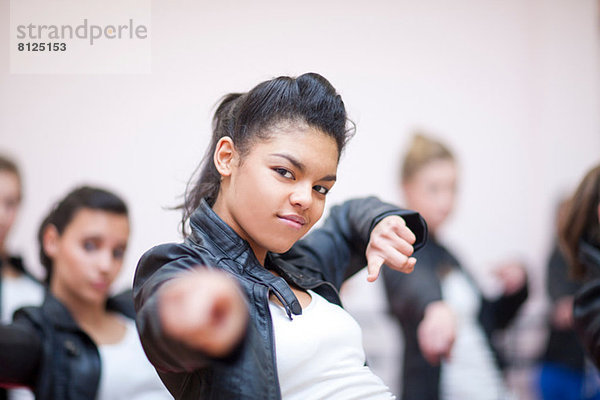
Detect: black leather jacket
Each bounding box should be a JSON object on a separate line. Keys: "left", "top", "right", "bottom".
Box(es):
{"left": 133, "top": 197, "right": 427, "bottom": 400}
{"left": 0, "top": 290, "right": 135, "bottom": 400}
{"left": 573, "top": 240, "right": 600, "bottom": 367}
{"left": 0, "top": 255, "right": 42, "bottom": 400}
{"left": 382, "top": 235, "right": 528, "bottom": 400}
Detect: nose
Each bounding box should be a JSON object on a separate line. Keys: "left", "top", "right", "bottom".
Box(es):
{"left": 289, "top": 183, "right": 313, "bottom": 210}
{"left": 97, "top": 250, "right": 113, "bottom": 274}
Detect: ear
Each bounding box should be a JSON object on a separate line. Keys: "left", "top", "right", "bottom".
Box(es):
{"left": 213, "top": 137, "right": 238, "bottom": 178}
{"left": 43, "top": 224, "right": 60, "bottom": 260}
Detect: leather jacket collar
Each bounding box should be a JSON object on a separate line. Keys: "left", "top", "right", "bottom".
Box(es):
{"left": 188, "top": 199, "right": 303, "bottom": 318}
{"left": 189, "top": 199, "right": 251, "bottom": 264}
{"left": 40, "top": 290, "right": 135, "bottom": 331}
{"left": 40, "top": 293, "right": 80, "bottom": 331}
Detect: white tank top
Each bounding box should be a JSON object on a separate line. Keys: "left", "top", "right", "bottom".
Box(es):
{"left": 439, "top": 270, "right": 510, "bottom": 400}
{"left": 96, "top": 317, "right": 172, "bottom": 400}
{"left": 269, "top": 290, "right": 395, "bottom": 400}
{"left": 1, "top": 275, "right": 44, "bottom": 323}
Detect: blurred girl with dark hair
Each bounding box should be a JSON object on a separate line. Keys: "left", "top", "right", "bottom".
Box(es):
{"left": 0, "top": 186, "right": 172, "bottom": 400}
{"left": 561, "top": 165, "right": 600, "bottom": 374}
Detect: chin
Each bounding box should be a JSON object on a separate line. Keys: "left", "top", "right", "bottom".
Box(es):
{"left": 269, "top": 241, "right": 296, "bottom": 254}
{"left": 84, "top": 291, "right": 109, "bottom": 305}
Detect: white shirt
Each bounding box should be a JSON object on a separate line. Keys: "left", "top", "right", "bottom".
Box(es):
{"left": 269, "top": 290, "right": 395, "bottom": 400}
{"left": 439, "top": 270, "right": 509, "bottom": 400}
{"left": 96, "top": 317, "right": 172, "bottom": 400}
{"left": 1, "top": 274, "right": 44, "bottom": 323}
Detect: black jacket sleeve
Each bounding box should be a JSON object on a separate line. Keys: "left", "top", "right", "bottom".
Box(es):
{"left": 133, "top": 243, "right": 220, "bottom": 374}
{"left": 382, "top": 244, "right": 442, "bottom": 323}
{"left": 282, "top": 196, "right": 427, "bottom": 291}
{"left": 573, "top": 279, "right": 600, "bottom": 367}
{"left": 0, "top": 319, "right": 42, "bottom": 388}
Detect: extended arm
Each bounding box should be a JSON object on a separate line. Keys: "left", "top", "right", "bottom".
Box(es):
{"left": 282, "top": 196, "right": 427, "bottom": 290}
{"left": 0, "top": 320, "right": 42, "bottom": 388}
{"left": 133, "top": 245, "right": 248, "bottom": 374}
{"left": 382, "top": 248, "right": 454, "bottom": 365}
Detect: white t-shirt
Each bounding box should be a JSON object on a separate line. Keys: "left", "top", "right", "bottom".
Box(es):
{"left": 96, "top": 317, "right": 172, "bottom": 400}
{"left": 269, "top": 290, "right": 395, "bottom": 400}
{"left": 439, "top": 270, "right": 509, "bottom": 400}
{"left": 1, "top": 274, "right": 44, "bottom": 323}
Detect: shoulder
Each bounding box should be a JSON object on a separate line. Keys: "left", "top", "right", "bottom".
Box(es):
{"left": 133, "top": 242, "right": 219, "bottom": 307}
{"left": 138, "top": 242, "right": 198, "bottom": 265}
{"left": 107, "top": 290, "right": 136, "bottom": 319}
{"left": 136, "top": 242, "right": 212, "bottom": 279}
{"left": 12, "top": 305, "right": 46, "bottom": 337}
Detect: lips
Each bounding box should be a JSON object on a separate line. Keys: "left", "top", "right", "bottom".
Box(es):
{"left": 278, "top": 214, "right": 307, "bottom": 229}
{"left": 91, "top": 281, "right": 110, "bottom": 292}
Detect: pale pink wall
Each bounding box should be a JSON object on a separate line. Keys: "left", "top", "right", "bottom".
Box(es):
{"left": 1, "top": 0, "right": 598, "bottom": 353}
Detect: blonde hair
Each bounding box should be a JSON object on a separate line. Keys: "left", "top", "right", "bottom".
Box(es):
{"left": 401, "top": 132, "right": 455, "bottom": 183}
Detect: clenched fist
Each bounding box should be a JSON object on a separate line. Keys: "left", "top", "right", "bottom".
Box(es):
{"left": 159, "top": 268, "right": 249, "bottom": 357}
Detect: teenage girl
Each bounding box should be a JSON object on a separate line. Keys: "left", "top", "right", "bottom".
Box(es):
{"left": 0, "top": 156, "right": 44, "bottom": 400}
{"left": 0, "top": 155, "right": 44, "bottom": 324}
{"left": 0, "top": 186, "right": 172, "bottom": 400}
{"left": 133, "top": 73, "right": 428, "bottom": 399}
{"left": 382, "top": 133, "right": 528, "bottom": 400}
{"left": 562, "top": 165, "right": 600, "bottom": 394}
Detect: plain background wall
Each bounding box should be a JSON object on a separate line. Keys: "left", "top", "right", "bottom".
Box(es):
{"left": 1, "top": 1, "right": 599, "bottom": 392}
{"left": 2, "top": 0, "right": 598, "bottom": 291}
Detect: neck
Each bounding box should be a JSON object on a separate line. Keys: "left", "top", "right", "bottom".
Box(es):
{"left": 212, "top": 196, "right": 267, "bottom": 266}
{"left": 252, "top": 247, "right": 267, "bottom": 266}
{"left": 52, "top": 287, "right": 108, "bottom": 328}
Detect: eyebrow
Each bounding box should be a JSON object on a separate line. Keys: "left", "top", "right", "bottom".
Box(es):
{"left": 271, "top": 153, "right": 337, "bottom": 182}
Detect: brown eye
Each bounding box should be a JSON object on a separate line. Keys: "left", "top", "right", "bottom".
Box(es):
{"left": 313, "top": 185, "right": 329, "bottom": 195}
{"left": 274, "top": 168, "right": 294, "bottom": 179}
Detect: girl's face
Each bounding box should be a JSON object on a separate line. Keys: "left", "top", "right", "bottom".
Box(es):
{"left": 213, "top": 126, "right": 339, "bottom": 263}
{"left": 45, "top": 208, "right": 129, "bottom": 307}
{"left": 403, "top": 158, "right": 457, "bottom": 234}
{"left": 0, "top": 171, "right": 20, "bottom": 250}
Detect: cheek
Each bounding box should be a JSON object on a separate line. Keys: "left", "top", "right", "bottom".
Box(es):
{"left": 57, "top": 245, "right": 87, "bottom": 277}
{"left": 6, "top": 208, "right": 17, "bottom": 223}
{"left": 111, "top": 259, "right": 124, "bottom": 275}
{"left": 309, "top": 198, "right": 326, "bottom": 224}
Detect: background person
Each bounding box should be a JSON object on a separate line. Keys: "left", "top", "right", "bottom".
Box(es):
{"left": 537, "top": 199, "right": 591, "bottom": 400}
{"left": 0, "top": 155, "right": 44, "bottom": 400}
{"left": 560, "top": 164, "right": 600, "bottom": 390}
{"left": 382, "top": 133, "right": 528, "bottom": 400}
{"left": 0, "top": 186, "right": 172, "bottom": 400}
